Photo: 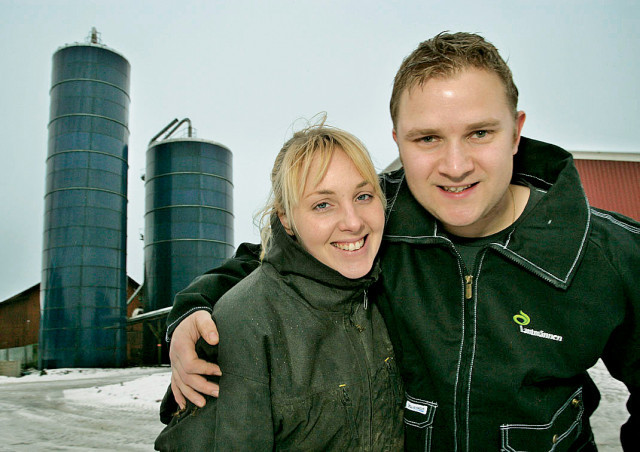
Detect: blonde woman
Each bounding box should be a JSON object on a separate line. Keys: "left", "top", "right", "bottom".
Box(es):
{"left": 155, "top": 121, "right": 403, "bottom": 451}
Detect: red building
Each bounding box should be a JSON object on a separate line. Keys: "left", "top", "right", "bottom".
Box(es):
{"left": 0, "top": 277, "right": 144, "bottom": 372}
{"left": 0, "top": 283, "right": 40, "bottom": 353}
{"left": 572, "top": 152, "right": 640, "bottom": 221}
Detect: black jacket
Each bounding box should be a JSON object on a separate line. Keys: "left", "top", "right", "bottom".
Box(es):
{"left": 156, "top": 220, "right": 404, "bottom": 451}
{"left": 164, "top": 137, "right": 639, "bottom": 451}
{"left": 377, "top": 137, "right": 639, "bottom": 451}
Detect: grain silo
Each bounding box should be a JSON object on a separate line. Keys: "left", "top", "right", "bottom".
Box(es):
{"left": 144, "top": 119, "right": 234, "bottom": 311}
{"left": 40, "top": 29, "right": 130, "bottom": 368}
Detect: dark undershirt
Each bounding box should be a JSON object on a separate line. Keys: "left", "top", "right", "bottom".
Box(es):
{"left": 446, "top": 181, "right": 545, "bottom": 274}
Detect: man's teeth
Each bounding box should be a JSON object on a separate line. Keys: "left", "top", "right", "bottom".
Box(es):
{"left": 442, "top": 184, "right": 473, "bottom": 193}
{"left": 333, "top": 238, "right": 365, "bottom": 251}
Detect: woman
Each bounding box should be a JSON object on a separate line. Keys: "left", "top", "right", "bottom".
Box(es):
{"left": 155, "top": 121, "right": 403, "bottom": 451}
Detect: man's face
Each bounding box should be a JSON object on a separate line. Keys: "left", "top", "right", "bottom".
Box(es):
{"left": 393, "top": 68, "right": 526, "bottom": 238}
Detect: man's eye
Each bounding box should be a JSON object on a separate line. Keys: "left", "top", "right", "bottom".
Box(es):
{"left": 314, "top": 202, "right": 329, "bottom": 210}
{"left": 474, "top": 130, "right": 488, "bottom": 138}
{"left": 421, "top": 136, "right": 435, "bottom": 143}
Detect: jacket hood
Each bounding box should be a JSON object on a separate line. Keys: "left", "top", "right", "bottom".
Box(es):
{"left": 382, "top": 137, "right": 591, "bottom": 289}
{"left": 262, "top": 216, "right": 380, "bottom": 311}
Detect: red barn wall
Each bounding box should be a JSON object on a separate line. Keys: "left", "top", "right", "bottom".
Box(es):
{"left": 574, "top": 158, "right": 640, "bottom": 221}
{"left": 0, "top": 285, "right": 40, "bottom": 349}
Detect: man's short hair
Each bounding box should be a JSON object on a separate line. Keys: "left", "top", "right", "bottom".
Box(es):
{"left": 390, "top": 31, "right": 519, "bottom": 128}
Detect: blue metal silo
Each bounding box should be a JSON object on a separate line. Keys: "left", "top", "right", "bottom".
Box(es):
{"left": 144, "top": 119, "right": 234, "bottom": 311}
{"left": 40, "top": 29, "right": 130, "bottom": 368}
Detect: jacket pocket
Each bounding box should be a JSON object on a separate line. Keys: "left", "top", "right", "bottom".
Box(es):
{"left": 403, "top": 392, "right": 437, "bottom": 452}
{"left": 339, "top": 384, "right": 360, "bottom": 441}
{"left": 272, "top": 385, "right": 362, "bottom": 450}
{"left": 155, "top": 397, "right": 218, "bottom": 452}
{"left": 500, "top": 388, "right": 589, "bottom": 452}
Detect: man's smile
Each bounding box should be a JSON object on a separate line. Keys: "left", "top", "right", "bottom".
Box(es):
{"left": 440, "top": 183, "right": 478, "bottom": 193}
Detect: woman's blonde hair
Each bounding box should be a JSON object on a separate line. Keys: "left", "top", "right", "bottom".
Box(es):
{"left": 256, "top": 117, "right": 385, "bottom": 259}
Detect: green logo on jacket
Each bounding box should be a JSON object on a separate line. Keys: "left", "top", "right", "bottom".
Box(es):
{"left": 512, "top": 310, "right": 530, "bottom": 326}
{"left": 513, "top": 310, "right": 563, "bottom": 342}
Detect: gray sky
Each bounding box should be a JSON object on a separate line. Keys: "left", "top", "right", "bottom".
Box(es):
{"left": 1, "top": 0, "right": 638, "bottom": 301}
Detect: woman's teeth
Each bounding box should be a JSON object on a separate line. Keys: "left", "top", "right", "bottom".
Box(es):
{"left": 332, "top": 238, "right": 365, "bottom": 251}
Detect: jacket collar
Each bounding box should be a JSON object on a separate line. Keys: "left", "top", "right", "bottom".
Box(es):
{"left": 382, "top": 137, "right": 591, "bottom": 289}
{"left": 263, "top": 217, "right": 380, "bottom": 310}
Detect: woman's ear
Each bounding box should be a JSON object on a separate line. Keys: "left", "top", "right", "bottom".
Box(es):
{"left": 278, "top": 212, "right": 294, "bottom": 236}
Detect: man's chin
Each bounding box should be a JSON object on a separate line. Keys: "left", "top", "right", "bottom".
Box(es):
{"left": 437, "top": 215, "right": 482, "bottom": 237}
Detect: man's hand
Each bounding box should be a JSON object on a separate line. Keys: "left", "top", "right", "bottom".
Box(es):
{"left": 169, "top": 310, "right": 221, "bottom": 409}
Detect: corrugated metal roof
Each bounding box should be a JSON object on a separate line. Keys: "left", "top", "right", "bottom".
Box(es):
{"left": 574, "top": 159, "right": 640, "bottom": 221}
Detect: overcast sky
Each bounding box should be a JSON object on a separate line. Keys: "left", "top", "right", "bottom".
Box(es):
{"left": 1, "top": 0, "right": 638, "bottom": 301}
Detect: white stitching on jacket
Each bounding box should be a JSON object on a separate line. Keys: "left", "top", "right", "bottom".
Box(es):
{"left": 500, "top": 387, "right": 584, "bottom": 451}
{"left": 592, "top": 209, "right": 640, "bottom": 233}
{"left": 491, "top": 196, "right": 591, "bottom": 285}
{"left": 380, "top": 171, "right": 404, "bottom": 223}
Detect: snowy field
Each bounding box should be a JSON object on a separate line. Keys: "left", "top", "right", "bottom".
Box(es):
{"left": 0, "top": 361, "right": 628, "bottom": 451}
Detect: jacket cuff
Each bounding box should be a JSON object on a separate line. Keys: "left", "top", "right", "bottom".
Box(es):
{"left": 165, "top": 306, "right": 213, "bottom": 343}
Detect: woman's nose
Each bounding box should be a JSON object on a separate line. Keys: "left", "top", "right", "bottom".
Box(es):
{"left": 338, "top": 204, "right": 365, "bottom": 232}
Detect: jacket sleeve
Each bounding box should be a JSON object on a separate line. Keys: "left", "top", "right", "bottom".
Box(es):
{"left": 155, "top": 331, "right": 273, "bottom": 450}
{"left": 165, "top": 242, "right": 262, "bottom": 341}
{"left": 597, "top": 212, "right": 640, "bottom": 450}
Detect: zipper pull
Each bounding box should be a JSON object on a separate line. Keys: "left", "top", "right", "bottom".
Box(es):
{"left": 363, "top": 290, "right": 368, "bottom": 310}
{"left": 465, "top": 275, "right": 473, "bottom": 299}
{"left": 349, "top": 304, "right": 365, "bottom": 332}
{"left": 340, "top": 384, "right": 350, "bottom": 403}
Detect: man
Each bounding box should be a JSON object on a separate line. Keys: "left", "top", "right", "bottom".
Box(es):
{"left": 164, "top": 32, "right": 639, "bottom": 450}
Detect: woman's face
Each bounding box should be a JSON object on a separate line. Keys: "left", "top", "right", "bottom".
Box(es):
{"left": 279, "top": 148, "right": 384, "bottom": 279}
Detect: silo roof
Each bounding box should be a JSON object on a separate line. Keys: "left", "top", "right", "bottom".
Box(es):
{"left": 147, "top": 137, "right": 232, "bottom": 153}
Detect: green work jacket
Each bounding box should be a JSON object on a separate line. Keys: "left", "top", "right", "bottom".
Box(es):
{"left": 156, "top": 220, "right": 404, "bottom": 451}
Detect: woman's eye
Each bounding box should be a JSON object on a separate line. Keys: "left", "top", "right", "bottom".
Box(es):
{"left": 356, "top": 193, "right": 373, "bottom": 202}
{"left": 314, "top": 202, "right": 329, "bottom": 211}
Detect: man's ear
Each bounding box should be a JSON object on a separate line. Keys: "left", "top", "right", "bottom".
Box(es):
{"left": 512, "top": 111, "right": 527, "bottom": 155}
{"left": 278, "top": 212, "right": 294, "bottom": 236}
{"left": 392, "top": 129, "right": 404, "bottom": 167}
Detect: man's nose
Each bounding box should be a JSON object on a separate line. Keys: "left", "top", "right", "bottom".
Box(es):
{"left": 438, "top": 141, "right": 474, "bottom": 180}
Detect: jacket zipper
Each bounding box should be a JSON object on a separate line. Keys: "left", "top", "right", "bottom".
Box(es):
{"left": 385, "top": 356, "right": 402, "bottom": 405}
{"left": 457, "top": 250, "right": 488, "bottom": 452}
{"left": 345, "top": 292, "right": 374, "bottom": 448}
{"left": 452, "top": 244, "right": 482, "bottom": 452}
{"left": 362, "top": 290, "right": 373, "bottom": 448}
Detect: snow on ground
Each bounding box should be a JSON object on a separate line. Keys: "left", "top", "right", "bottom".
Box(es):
{"left": 0, "top": 361, "right": 629, "bottom": 450}
{"left": 63, "top": 370, "right": 170, "bottom": 411}
{"left": 0, "top": 366, "right": 167, "bottom": 384}
{"left": 0, "top": 366, "right": 171, "bottom": 411}
{"left": 0, "top": 366, "right": 170, "bottom": 451}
